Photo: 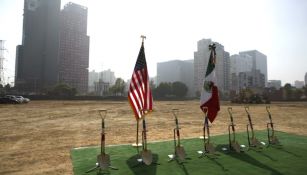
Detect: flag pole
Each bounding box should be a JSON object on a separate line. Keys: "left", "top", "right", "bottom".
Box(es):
{"left": 136, "top": 34, "right": 145, "bottom": 154}
{"left": 136, "top": 118, "right": 139, "bottom": 154}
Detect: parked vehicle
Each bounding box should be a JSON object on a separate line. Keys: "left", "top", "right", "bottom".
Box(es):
{"left": 0, "top": 97, "right": 19, "bottom": 104}
{"left": 4, "top": 95, "right": 30, "bottom": 104}
{"left": 5, "top": 95, "right": 22, "bottom": 103}
{"left": 15, "top": 96, "right": 30, "bottom": 103}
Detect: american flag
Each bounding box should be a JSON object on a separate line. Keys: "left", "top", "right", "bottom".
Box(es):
{"left": 128, "top": 41, "right": 153, "bottom": 120}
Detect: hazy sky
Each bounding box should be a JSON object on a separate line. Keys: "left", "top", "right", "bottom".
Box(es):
{"left": 0, "top": 0, "right": 306, "bottom": 85}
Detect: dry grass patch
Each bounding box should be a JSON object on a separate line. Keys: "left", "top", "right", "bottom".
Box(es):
{"left": 1, "top": 100, "right": 307, "bottom": 174}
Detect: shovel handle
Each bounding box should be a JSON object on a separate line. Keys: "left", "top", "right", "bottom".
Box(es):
{"left": 142, "top": 119, "right": 148, "bottom": 150}
{"left": 266, "top": 106, "right": 273, "bottom": 123}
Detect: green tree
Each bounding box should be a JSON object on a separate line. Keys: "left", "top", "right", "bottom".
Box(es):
{"left": 154, "top": 82, "right": 172, "bottom": 98}
{"left": 0, "top": 84, "right": 4, "bottom": 95}
{"left": 149, "top": 79, "right": 155, "bottom": 90}
{"left": 284, "top": 83, "right": 293, "bottom": 100}
{"left": 294, "top": 88, "right": 303, "bottom": 99}
{"left": 303, "top": 86, "right": 307, "bottom": 96}
{"left": 4, "top": 83, "right": 11, "bottom": 92}
{"left": 110, "top": 78, "right": 125, "bottom": 96}
{"left": 172, "top": 81, "right": 188, "bottom": 98}
{"left": 47, "top": 83, "right": 77, "bottom": 97}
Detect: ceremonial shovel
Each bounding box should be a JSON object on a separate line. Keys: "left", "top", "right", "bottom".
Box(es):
{"left": 171, "top": 109, "right": 186, "bottom": 161}
{"left": 266, "top": 106, "right": 280, "bottom": 145}
{"left": 227, "top": 107, "right": 241, "bottom": 153}
{"left": 204, "top": 118, "right": 215, "bottom": 154}
{"left": 97, "top": 110, "right": 110, "bottom": 169}
{"left": 245, "top": 107, "right": 262, "bottom": 148}
{"left": 201, "top": 108, "right": 215, "bottom": 155}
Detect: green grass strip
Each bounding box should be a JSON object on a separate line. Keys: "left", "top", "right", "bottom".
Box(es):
{"left": 71, "top": 131, "right": 307, "bottom": 175}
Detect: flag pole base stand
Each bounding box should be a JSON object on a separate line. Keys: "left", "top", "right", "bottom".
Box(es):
{"left": 199, "top": 136, "right": 208, "bottom": 139}
{"left": 131, "top": 157, "right": 160, "bottom": 168}
{"left": 132, "top": 143, "right": 143, "bottom": 147}
{"left": 247, "top": 140, "right": 265, "bottom": 151}
{"left": 167, "top": 154, "right": 189, "bottom": 164}
{"left": 85, "top": 163, "right": 118, "bottom": 174}
{"left": 197, "top": 150, "right": 219, "bottom": 159}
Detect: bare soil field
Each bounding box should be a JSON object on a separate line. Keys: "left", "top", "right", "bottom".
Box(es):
{"left": 1, "top": 100, "right": 307, "bottom": 175}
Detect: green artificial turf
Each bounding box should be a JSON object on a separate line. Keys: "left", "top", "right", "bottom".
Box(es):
{"left": 71, "top": 131, "right": 307, "bottom": 175}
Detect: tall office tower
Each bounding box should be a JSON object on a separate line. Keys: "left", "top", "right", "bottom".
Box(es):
{"left": 305, "top": 72, "right": 307, "bottom": 86}
{"left": 15, "top": 0, "right": 61, "bottom": 93}
{"left": 59, "top": 2, "right": 89, "bottom": 94}
{"left": 99, "top": 69, "right": 116, "bottom": 86}
{"left": 88, "top": 70, "right": 99, "bottom": 92}
{"left": 194, "top": 39, "right": 230, "bottom": 96}
{"left": 230, "top": 53, "right": 253, "bottom": 91}
{"left": 15, "top": 0, "right": 89, "bottom": 94}
{"left": 230, "top": 54, "right": 253, "bottom": 75}
{"left": 294, "top": 80, "right": 304, "bottom": 89}
{"left": 268, "top": 80, "right": 282, "bottom": 90}
{"left": 223, "top": 51, "right": 230, "bottom": 93}
{"left": 239, "top": 50, "right": 268, "bottom": 86}
{"left": 157, "top": 59, "right": 194, "bottom": 97}
{"left": 237, "top": 69, "right": 265, "bottom": 90}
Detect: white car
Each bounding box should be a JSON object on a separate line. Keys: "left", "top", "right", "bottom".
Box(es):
{"left": 15, "top": 96, "right": 30, "bottom": 103}
{"left": 5, "top": 95, "right": 30, "bottom": 103}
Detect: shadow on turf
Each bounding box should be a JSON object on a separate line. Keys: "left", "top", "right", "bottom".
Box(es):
{"left": 171, "top": 158, "right": 190, "bottom": 175}
{"left": 206, "top": 156, "right": 229, "bottom": 172}
{"left": 269, "top": 146, "right": 301, "bottom": 158}
{"left": 249, "top": 149, "right": 277, "bottom": 161}
{"left": 216, "top": 144, "right": 283, "bottom": 175}
{"left": 126, "top": 154, "right": 159, "bottom": 175}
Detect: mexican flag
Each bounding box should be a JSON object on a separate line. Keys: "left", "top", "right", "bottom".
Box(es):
{"left": 200, "top": 44, "right": 220, "bottom": 123}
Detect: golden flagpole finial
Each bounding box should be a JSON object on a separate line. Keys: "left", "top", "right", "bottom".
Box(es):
{"left": 141, "top": 35, "right": 146, "bottom": 43}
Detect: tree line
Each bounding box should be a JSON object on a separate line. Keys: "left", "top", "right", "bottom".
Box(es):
{"left": 3, "top": 78, "right": 306, "bottom": 102}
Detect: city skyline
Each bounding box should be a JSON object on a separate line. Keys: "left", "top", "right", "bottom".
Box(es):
{"left": 0, "top": 0, "right": 307, "bottom": 85}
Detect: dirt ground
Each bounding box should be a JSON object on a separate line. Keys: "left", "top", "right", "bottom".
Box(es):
{"left": 0, "top": 100, "right": 307, "bottom": 175}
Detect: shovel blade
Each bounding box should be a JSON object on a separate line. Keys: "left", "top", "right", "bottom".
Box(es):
{"left": 251, "top": 137, "right": 262, "bottom": 147}
{"left": 175, "top": 146, "right": 186, "bottom": 161}
{"left": 205, "top": 143, "right": 215, "bottom": 154}
{"left": 97, "top": 153, "right": 110, "bottom": 169}
{"left": 270, "top": 136, "right": 280, "bottom": 145}
{"left": 231, "top": 141, "right": 241, "bottom": 153}
{"left": 141, "top": 149, "right": 153, "bottom": 165}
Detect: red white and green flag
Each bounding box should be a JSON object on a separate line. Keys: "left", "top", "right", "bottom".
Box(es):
{"left": 200, "top": 44, "right": 220, "bottom": 123}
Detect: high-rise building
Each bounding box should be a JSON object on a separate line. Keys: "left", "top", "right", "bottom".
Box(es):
{"left": 15, "top": 0, "right": 89, "bottom": 94}
{"left": 237, "top": 69, "right": 265, "bottom": 90}
{"left": 15, "top": 0, "right": 61, "bottom": 93}
{"left": 239, "top": 50, "right": 268, "bottom": 86}
{"left": 94, "top": 80, "right": 110, "bottom": 96}
{"left": 99, "top": 69, "right": 116, "bottom": 86}
{"left": 223, "top": 51, "right": 231, "bottom": 93}
{"left": 88, "top": 69, "right": 116, "bottom": 93}
{"left": 88, "top": 70, "right": 99, "bottom": 92}
{"left": 157, "top": 59, "right": 194, "bottom": 97}
{"left": 230, "top": 54, "right": 253, "bottom": 75}
{"left": 294, "top": 80, "right": 304, "bottom": 89}
{"left": 268, "top": 80, "right": 282, "bottom": 90}
{"left": 59, "top": 2, "right": 89, "bottom": 94}
{"left": 194, "top": 39, "right": 230, "bottom": 95}
{"left": 305, "top": 73, "right": 307, "bottom": 86}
